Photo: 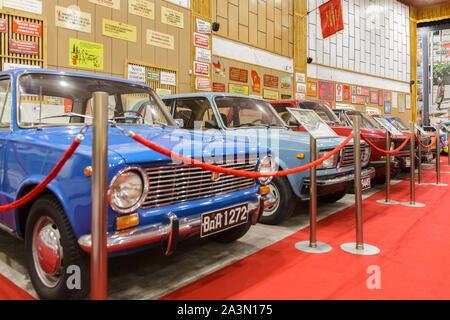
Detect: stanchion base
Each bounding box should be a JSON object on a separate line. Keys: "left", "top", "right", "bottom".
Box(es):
{"left": 400, "top": 201, "right": 426, "bottom": 207}
{"left": 295, "top": 241, "right": 332, "bottom": 254}
{"left": 428, "top": 183, "right": 448, "bottom": 187}
{"left": 416, "top": 182, "right": 431, "bottom": 185}
{"left": 340, "top": 243, "right": 380, "bottom": 256}
{"left": 376, "top": 199, "right": 400, "bottom": 205}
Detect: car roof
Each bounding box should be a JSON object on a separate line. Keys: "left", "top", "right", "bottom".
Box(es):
{"left": 0, "top": 68, "right": 151, "bottom": 88}
{"left": 161, "top": 92, "right": 266, "bottom": 101}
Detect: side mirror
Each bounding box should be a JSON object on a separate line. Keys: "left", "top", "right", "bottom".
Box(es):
{"left": 174, "top": 119, "right": 184, "bottom": 128}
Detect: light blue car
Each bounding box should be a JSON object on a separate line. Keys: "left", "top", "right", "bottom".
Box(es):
{"left": 134, "top": 93, "right": 375, "bottom": 225}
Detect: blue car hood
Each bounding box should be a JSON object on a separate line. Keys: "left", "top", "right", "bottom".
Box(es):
{"left": 20, "top": 126, "right": 264, "bottom": 165}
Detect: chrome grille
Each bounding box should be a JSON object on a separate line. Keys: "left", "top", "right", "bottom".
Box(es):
{"left": 339, "top": 144, "right": 370, "bottom": 168}
{"left": 141, "top": 161, "right": 257, "bottom": 209}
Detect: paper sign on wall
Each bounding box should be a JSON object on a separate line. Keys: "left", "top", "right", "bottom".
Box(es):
{"left": 0, "top": 19, "right": 7, "bottom": 33}
{"left": 156, "top": 88, "right": 172, "bottom": 96}
{"left": 213, "top": 82, "right": 226, "bottom": 92}
{"left": 229, "top": 83, "right": 249, "bottom": 95}
{"left": 13, "top": 20, "right": 41, "bottom": 37}
{"left": 263, "top": 89, "right": 279, "bottom": 100}
{"left": 406, "top": 94, "right": 411, "bottom": 110}
{"left": 195, "top": 47, "right": 211, "bottom": 63}
{"left": 2, "top": 0, "right": 42, "bottom": 15}
{"left": 55, "top": 6, "right": 92, "bottom": 33}
{"left": 103, "top": 19, "right": 136, "bottom": 42}
{"left": 128, "top": 0, "right": 155, "bottom": 19}
{"left": 147, "top": 29, "right": 174, "bottom": 50}
{"left": 193, "top": 61, "right": 210, "bottom": 76}
{"left": 295, "top": 73, "right": 306, "bottom": 83}
{"left": 160, "top": 71, "right": 176, "bottom": 86}
{"left": 69, "top": 38, "right": 104, "bottom": 70}
{"left": 196, "top": 18, "right": 211, "bottom": 34}
{"left": 193, "top": 32, "right": 209, "bottom": 48}
{"left": 89, "top": 0, "right": 120, "bottom": 10}
{"left": 127, "top": 64, "right": 146, "bottom": 83}
{"left": 9, "top": 39, "right": 39, "bottom": 55}
{"left": 147, "top": 70, "right": 159, "bottom": 82}
{"left": 392, "top": 92, "right": 398, "bottom": 108}
{"left": 296, "top": 83, "right": 306, "bottom": 93}
{"left": 3, "top": 62, "right": 40, "bottom": 70}
{"left": 335, "top": 83, "right": 343, "bottom": 102}
{"left": 195, "top": 77, "right": 211, "bottom": 91}
{"left": 161, "top": 7, "right": 184, "bottom": 28}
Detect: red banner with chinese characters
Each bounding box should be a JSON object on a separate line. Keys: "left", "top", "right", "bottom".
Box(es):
{"left": 319, "top": 0, "right": 344, "bottom": 39}
{"left": 13, "top": 19, "right": 42, "bottom": 37}
{"left": 9, "top": 39, "right": 39, "bottom": 55}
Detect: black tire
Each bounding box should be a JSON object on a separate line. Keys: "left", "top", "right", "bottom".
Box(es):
{"left": 318, "top": 190, "right": 346, "bottom": 203}
{"left": 208, "top": 220, "right": 252, "bottom": 244}
{"left": 260, "top": 176, "right": 296, "bottom": 225}
{"left": 24, "top": 195, "right": 89, "bottom": 300}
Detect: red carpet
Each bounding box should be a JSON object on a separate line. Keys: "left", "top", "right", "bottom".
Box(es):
{"left": 0, "top": 273, "right": 34, "bottom": 300}
{"left": 162, "top": 157, "right": 450, "bottom": 300}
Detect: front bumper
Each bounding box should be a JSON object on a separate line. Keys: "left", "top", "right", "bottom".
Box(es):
{"left": 78, "top": 193, "right": 275, "bottom": 253}
{"left": 302, "top": 167, "right": 376, "bottom": 196}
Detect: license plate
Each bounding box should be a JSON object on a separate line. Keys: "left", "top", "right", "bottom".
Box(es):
{"left": 200, "top": 203, "right": 248, "bottom": 238}
{"left": 405, "top": 157, "right": 411, "bottom": 168}
{"left": 361, "top": 175, "right": 371, "bottom": 191}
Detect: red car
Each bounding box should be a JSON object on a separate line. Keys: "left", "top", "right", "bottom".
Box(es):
{"left": 270, "top": 100, "right": 409, "bottom": 179}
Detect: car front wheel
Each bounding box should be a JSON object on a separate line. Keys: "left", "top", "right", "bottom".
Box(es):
{"left": 259, "top": 176, "right": 296, "bottom": 225}
{"left": 25, "top": 195, "right": 89, "bottom": 300}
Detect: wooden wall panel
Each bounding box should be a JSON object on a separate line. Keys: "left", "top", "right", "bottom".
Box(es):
{"left": 212, "top": 0, "right": 293, "bottom": 58}
{"left": 415, "top": 3, "right": 450, "bottom": 23}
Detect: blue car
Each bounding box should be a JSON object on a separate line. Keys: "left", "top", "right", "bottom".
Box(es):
{"left": 0, "top": 70, "right": 274, "bottom": 299}
{"left": 152, "top": 93, "right": 375, "bottom": 225}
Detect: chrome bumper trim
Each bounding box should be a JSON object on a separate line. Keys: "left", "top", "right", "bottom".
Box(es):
{"left": 304, "top": 167, "right": 376, "bottom": 186}
{"left": 78, "top": 198, "right": 261, "bottom": 253}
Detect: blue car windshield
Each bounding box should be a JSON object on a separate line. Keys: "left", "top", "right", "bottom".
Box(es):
{"left": 18, "top": 73, "right": 175, "bottom": 128}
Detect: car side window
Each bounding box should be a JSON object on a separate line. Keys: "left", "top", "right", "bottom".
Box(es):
{"left": 173, "top": 98, "right": 218, "bottom": 130}
{"left": 0, "top": 78, "right": 12, "bottom": 128}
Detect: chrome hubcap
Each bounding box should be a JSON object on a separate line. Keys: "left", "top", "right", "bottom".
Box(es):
{"left": 263, "top": 182, "right": 280, "bottom": 217}
{"left": 32, "top": 217, "right": 63, "bottom": 288}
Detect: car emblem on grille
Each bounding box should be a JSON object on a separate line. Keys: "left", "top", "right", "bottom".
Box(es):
{"left": 211, "top": 172, "right": 221, "bottom": 181}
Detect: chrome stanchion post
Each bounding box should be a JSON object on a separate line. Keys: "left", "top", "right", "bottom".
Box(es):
{"left": 341, "top": 115, "right": 379, "bottom": 255}
{"left": 417, "top": 130, "right": 423, "bottom": 185}
{"left": 295, "top": 135, "right": 332, "bottom": 254}
{"left": 91, "top": 92, "right": 109, "bottom": 300}
{"left": 436, "top": 133, "right": 440, "bottom": 185}
{"left": 401, "top": 123, "right": 425, "bottom": 207}
{"left": 448, "top": 132, "right": 450, "bottom": 167}
{"left": 376, "top": 131, "right": 399, "bottom": 205}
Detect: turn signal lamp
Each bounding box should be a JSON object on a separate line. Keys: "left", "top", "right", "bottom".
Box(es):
{"left": 260, "top": 185, "right": 271, "bottom": 195}
{"left": 116, "top": 213, "right": 139, "bottom": 231}
{"left": 84, "top": 166, "right": 92, "bottom": 176}
{"left": 296, "top": 153, "right": 305, "bottom": 159}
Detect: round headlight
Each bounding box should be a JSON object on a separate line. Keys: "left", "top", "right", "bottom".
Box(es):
{"left": 108, "top": 168, "right": 149, "bottom": 214}
{"left": 257, "top": 155, "right": 277, "bottom": 185}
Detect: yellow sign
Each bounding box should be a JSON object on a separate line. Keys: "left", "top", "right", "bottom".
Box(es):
{"left": 69, "top": 38, "right": 103, "bottom": 70}
{"left": 128, "top": 0, "right": 154, "bottom": 19}
{"left": 102, "top": 19, "right": 136, "bottom": 42}
{"left": 161, "top": 6, "right": 184, "bottom": 28}
{"left": 229, "top": 83, "right": 249, "bottom": 95}
{"left": 263, "top": 89, "right": 279, "bottom": 100}
{"left": 89, "top": 0, "right": 120, "bottom": 10}
{"left": 146, "top": 29, "right": 174, "bottom": 50}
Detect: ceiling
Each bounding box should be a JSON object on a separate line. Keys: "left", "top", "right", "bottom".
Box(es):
{"left": 397, "top": 0, "right": 449, "bottom": 8}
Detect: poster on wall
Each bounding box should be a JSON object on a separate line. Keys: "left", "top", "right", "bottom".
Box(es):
{"left": 89, "top": 0, "right": 120, "bottom": 10}
{"left": 384, "top": 91, "right": 391, "bottom": 102}
{"left": 193, "top": 61, "right": 210, "bottom": 76}
{"left": 147, "top": 70, "right": 159, "bottom": 82}
{"left": 281, "top": 76, "right": 292, "bottom": 89}
{"left": 343, "top": 85, "right": 351, "bottom": 102}
{"left": 307, "top": 81, "right": 317, "bottom": 97}
{"left": 2, "top": 0, "right": 42, "bottom": 15}
{"left": 9, "top": 39, "right": 39, "bottom": 55}
{"left": 3, "top": 62, "right": 40, "bottom": 70}
{"left": 193, "top": 32, "right": 209, "bottom": 48}
{"left": 147, "top": 29, "right": 174, "bottom": 50}
{"left": 161, "top": 6, "right": 184, "bottom": 28}
{"left": 55, "top": 5, "right": 92, "bottom": 33}
{"left": 398, "top": 93, "right": 405, "bottom": 113}
{"left": 0, "top": 19, "right": 7, "bottom": 33}
{"left": 156, "top": 88, "right": 172, "bottom": 96}
{"left": 195, "top": 77, "right": 211, "bottom": 91}
{"left": 127, "top": 64, "right": 146, "bottom": 83}
{"left": 361, "top": 87, "right": 370, "bottom": 96}
{"left": 319, "top": 0, "right": 344, "bottom": 39}
{"left": 384, "top": 102, "right": 391, "bottom": 114}
{"left": 229, "top": 83, "right": 249, "bottom": 95}
{"left": 251, "top": 70, "right": 261, "bottom": 93}
{"left": 212, "top": 59, "right": 226, "bottom": 77}
{"left": 195, "top": 47, "right": 211, "bottom": 63}
{"left": 392, "top": 92, "right": 398, "bottom": 108}
{"left": 296, "top": 83, "right": 306, "bottom": 93}
{"left": 196, "top": 18, "right": 211, "bottom": 34}
{"left": 357, "top": 87, "right": 362, "bottom": 95}
{"left": 160, "top": 71, "right": 176, "bottom": 86}
{"left": 370, "top": 91, "right": 378, "bottom": 104}
{"left": 230, "top": 67, "right": 248, "bottom": 83}
{"left": 295, "top": 73, "right": 306, "bottom": 83}
{"left": 406, "top": 94, "right": 411, "bottom": 110}
{"left": 296, "top": 93, "right": 306, "bottom": 100}
{"left": 351, "top": 86, "right": 356, "bottom": 95}
{"left": 355, "top": 95, "right": 365, "bottom": 105}
{"left": 13, "top": 20, "right": 42, "bottom": 37}
{"left": 378, "top": 90, "right": 384, "bottom": 106}
{"left": 103, "top": 19, "right": 137, "bottom": 42}
{"left": 264, "top": 74, "right": 279, "bottom": 88}
{"left": 69, "top": 38, "right": 103, "bottom": 70}
{"left": 128, "top": 0, "right": 155, "bottom": 19}
{"left": 263, "top": 89, "right": 279, "bottom": 100}
{"left": 318, "top": 81, "right": 334, "bottom": 101}
{"left": 212, "top": 82, "right": 226, "bottom": 92}
{"left": 335, "top": 83, "right": 343, "bottom": 102}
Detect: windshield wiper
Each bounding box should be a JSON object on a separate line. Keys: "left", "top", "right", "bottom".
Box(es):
{"left": 40, "top": 112, "right": 93, "bottom": 121}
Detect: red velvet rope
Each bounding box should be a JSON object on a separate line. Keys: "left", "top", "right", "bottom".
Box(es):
{"left": 129, "top": 132, "right": 354, "bottom": 178}
{"left": 415, "top": 132, "right": 438, "bottom": 149}
{"left": 361, "top": 133, "right": 411, "bottom": 155}
{"left": 439, "top": 136, "right": 450, "bottom": 147}
{"left": 0, "top": 136, "right": 83, "bottom": 212}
